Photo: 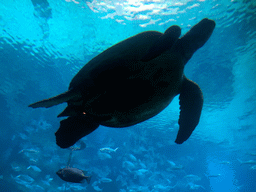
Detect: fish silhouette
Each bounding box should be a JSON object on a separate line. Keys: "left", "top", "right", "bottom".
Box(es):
{"left": 56, "top": 167, "right": 91, "bottom": 184}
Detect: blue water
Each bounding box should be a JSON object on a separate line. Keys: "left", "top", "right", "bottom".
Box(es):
{"left": 0, "top": 0, "right": 256, "bottom": 191}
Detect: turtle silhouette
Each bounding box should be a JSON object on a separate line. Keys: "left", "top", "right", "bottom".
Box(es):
{"left": 29, "top": 18, "right": 215, "bottom": 148}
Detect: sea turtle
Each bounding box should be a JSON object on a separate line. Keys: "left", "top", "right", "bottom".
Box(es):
{"left": 29, "top": 18, "right": 216, "bottom": 149}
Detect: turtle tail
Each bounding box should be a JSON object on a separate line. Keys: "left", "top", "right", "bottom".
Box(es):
{"left": 28, "top": 90, "right": 81, "bottom": 108}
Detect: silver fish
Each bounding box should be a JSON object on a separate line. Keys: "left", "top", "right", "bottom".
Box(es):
{"left": 100, "top": 177, "right": 112, "bottom": 183}
{"left": 100, "top": 147, "right": 118, "bottom": 153}
{"left": 12, "top": 174, "right": 34, "bottom": 186}
{"left": 238, "top": 159, "right": 256, "bottom": 165}
{"left": 27, "top": 165, "right": 42, "bottom": 172}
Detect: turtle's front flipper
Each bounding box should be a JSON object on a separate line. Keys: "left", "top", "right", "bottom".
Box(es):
{"left": 175, "top": 77, "right": 203, "bottom": 144}
{"left": 55, "top": 115, "right": 99, "bottom": 148}
{"left": 141, "top": 25, "right": 181, "bottom": 62}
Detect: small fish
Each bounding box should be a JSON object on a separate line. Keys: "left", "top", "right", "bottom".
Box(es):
{"left": 184, "top": 174, "right": 201, "bottom": 182}
{"left": 187, "top": 182, "right": 206, "bottom": 190}
{"left": 18, "top": 133, "right": 28, "bottom": 140}
{"left": 154, "top": 184, "right": 171, "bottom": 190}
{"left": 250, "top": 165, "right": 256, "bottom": 170}
{"left": 219, "top": 161, "right": 230, "bottom": 164}
{"left": 56, "top": 167, "right": 91, "bottom": 184}
{"left": 171, "top": 165, "right": 184, "bottom": 170}
{"left": 122, "top": 161, "right": 135, "bottom": 171}
{"left": 138, "top": 159, "right": 146, "bottom": 169}
{"left": 93, "top": 185, "right": 103, "bottom": 191}
{"left": 207, "top": 174, "right": 221, "bottom": 177}
{"left": 167, "top": 160, "right": 176, "bottom": 167}
{"left": 128, "top": 154, "right": 137, "bottom": 161}
{"left": 27, "top": 184, "right": 45, "bottom": 191}
{"left": 100, "top": 177, "right": 112, "bottom": 183}
{"left": 167, "top": 160, "right": 183, "bottom": 170}
{"left": 42, "top": 174, "right": 53, "bottom": 186}
{"left": 99, "top": 147, "right": 118, "bottom": 153}
{"left": 92, "top": 181, "right": 100, "bottom": 187}
{"left": 92, "top": 181, "right": 103, "bottom": 191}
{"left": 11, "top": 164, "right": 21, "bottom": 172}
{"left": 12, "top": 174, "right": 34, "bottom": 185}
{"left": 136, "top": 169, "right": 149, "bottom": 174}
{"left": 18, "top": 149, "right": 40, "bottom": 154}
{"left": 27, "top": 165, "right": 42, "bottom": 172}
{"left": 98, "top": 152, "right": 112, "bottom": 160}
{"left": 45, "top": 174, "right": 53, "bottom": 181}
{"left": 29, "top": 158, "right": 38, "bottom": 163}
{"left": 69, "top": 183, "right": 87, "bottom": 190}
{"left": 134, "top": 169, "right": 150, "bottom": 178}
{"left": 237, "top": 159, "right": 256, "bottom": 165}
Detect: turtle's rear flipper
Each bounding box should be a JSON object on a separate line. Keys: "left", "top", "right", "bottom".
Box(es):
{"left": 28, "top": 90, "right": 81, "bottom": 108}
{"left": 175, "top": 77, "right": 203, "bottom": 144}
{"left": 55, "top": 115, "right": 99, "bottom": 149}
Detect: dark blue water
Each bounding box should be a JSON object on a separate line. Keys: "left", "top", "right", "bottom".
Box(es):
{"left": 0, "top": 0, "right": 256, "bottom": 191}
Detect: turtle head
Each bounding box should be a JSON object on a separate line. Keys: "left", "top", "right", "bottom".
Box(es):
{"left": 180, "top": 18, "right": 216, "bottom": 63}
